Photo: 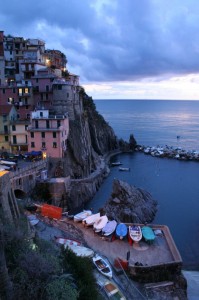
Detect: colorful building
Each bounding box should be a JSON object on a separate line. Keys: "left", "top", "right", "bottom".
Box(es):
{"left": 27, "top": 109, "right": 69, "bottom": 158}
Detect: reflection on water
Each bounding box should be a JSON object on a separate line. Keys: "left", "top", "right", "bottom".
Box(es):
{"left": 95, "top": 100, "right": 199, "bottom": 150}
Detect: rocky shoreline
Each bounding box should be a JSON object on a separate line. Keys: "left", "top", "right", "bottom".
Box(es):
{"left": 135, "top": 144, "right": 199, "bottom": 161}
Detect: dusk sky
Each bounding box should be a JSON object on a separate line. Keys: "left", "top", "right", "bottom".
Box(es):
{"left": 1, "top": 0, "right": 199, "bottom": 100}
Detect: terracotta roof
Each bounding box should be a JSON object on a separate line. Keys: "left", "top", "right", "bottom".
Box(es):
{"left": 0, "top": 105, "right": 13, "bottom": 115}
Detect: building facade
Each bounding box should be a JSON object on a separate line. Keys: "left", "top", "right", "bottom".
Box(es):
{"left": 27, "top": 109, "right": 69, "bottom": 158}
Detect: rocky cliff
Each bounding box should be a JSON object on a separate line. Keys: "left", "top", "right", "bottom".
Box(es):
{"left": 63, "top": 92, "right": 119, "bottom": 178}
{"left": 103, "top": 179, "right": 157, "bottom": 223}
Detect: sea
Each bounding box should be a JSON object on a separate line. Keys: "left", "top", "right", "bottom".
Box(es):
{"left": 86, "top": 100, "right": 199, "bottom": 270}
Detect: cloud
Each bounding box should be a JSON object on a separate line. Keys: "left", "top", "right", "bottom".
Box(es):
{"left": 1, "top": 0, "right": 199, "bottom": 89}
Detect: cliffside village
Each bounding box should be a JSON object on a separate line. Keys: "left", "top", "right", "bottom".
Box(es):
{"left": 0, "top": 30, "right": 81, "bottom": 161}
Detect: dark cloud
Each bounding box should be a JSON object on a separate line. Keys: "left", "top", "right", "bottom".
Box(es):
{"left": 1, "top": 0, "right": 199, "bottom": 82}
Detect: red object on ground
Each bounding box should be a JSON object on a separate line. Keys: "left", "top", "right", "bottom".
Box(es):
{"left": 114, "top": 258, "right": 129, "bottom": 270}
{"left": 128, "top": 233, "right": 133, "bottom": 246}
{"left": 41, "top": 204, "right": 62, "bottom": 219}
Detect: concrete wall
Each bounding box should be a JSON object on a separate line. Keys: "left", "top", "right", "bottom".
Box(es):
{"left": 0, "top": 173, "right": 19, "bottom": 221}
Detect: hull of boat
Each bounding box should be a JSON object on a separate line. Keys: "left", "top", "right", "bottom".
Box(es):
{"left": 102, "top": 220, "right": 117, "bottom": 236}
{"left": 27, "top": 214, "right": 39, "bottom": 226}
{"left": 129, "top": 225, "right": 142, "bottom": 242}
{"left": 93, "top": 215, "right": 108, "bottom": 232}
{"left": 118, "top": 167, "right": 130, "bottom": 171}
{"left": 83, "top": 213, "right": 100, "bottom": 226}
{"left": 55, "top": 237, "right": 81, "bottom": 247}
{"left": 116, "top": 223, "right": 127, "bottom": 239}
{"left": 141, "top": 226, "right": 155, "bottom": 243}
{"left": 73, "top": 210, "right": 92, "bottom": 222}
{"left": 104, "top": 280, "right": 126, "bottom": 299}
{"left": 93, "top": 255, "right": 112, "bottom": 278}
{"left": 67, "top": 245, "right": 94, "bottom": 258}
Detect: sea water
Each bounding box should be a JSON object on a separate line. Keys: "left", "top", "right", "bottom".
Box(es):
{"left": 86, "top": 99, "right": 199, "bottom": 270}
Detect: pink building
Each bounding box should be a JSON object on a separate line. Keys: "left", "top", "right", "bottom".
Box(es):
{"left": 31, "top": 68, "right": 56, "bottom": 110}
{"left": 27, "top": 109, "right": 69, "bottom": 158}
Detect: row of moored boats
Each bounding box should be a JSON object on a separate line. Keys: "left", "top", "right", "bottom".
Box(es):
{"left": 73, "top": 210, "right": 156, "bottom": 243}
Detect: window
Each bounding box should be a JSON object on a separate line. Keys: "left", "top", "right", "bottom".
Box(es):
{"left": 40, "top": 112, "right": 43, "bottom": 117}
{"left": 46, "top": 93, "right": 48, "bottom": 100}
{"left": 8, "top": 97, "right": 14, "bottom": 104}
{"left": 35, "top": 120, "right": 38, "bottom": 128}
{"left": 42, "top": 142, "right": 46, "bottom": 148}
{"left": 3, "top": 89, "right": 5, "bottom": 94}
{"left": 41, "top": 132, "right": 45, "bottom": 138}
{"left": 18, "top": 88, "right": 23, "bottom": 96}
{"left": 13, "top": 135, "right": 17, "bottom": 144}
{"left": 24, "top": 88, "right": 29, "bottom": 94}
{"left": 53, "top": 142, "right": 57, "bottom": 148}
{"left": 4, "top": 125, "right": 8, "bottom": 133}
{"left": 46, "top": 120, "right": 49, "bottom": 129}
{"left": 12, "top": 125, "right": 16, "bottom": 131}
{"left": 3, "top": 115, "right": 7, "bottom": 122}
{"left": 27, "top": 114, "right": 30, "bottom": 119}
{"left": 17, "top": 114, "right": 20, "bottom": 119}
{"left": 67, "top": 92, "right": 69, "bottom": 98}
{"left": 36, "top": 78, "right": 38, "bottom": 83}
{"left": 53, "top": 132, "right": 56, "bottom": 138}
{"left": 31, "top": 142, "right": 35, "bottom": 148}
{"left": 26, "top": 105, "right": 28, "bottom": 109}
{"left": 25, "top": 98, "right": 28, "bottom": 105}
{"left": 58, "top": 85, "right": 62, "bottom": 90}
{"left": 25, "top": 125, "right": 28, "bottom": 131}
{"left": 31, "top": 132, "right": 34, "bottom": 138}
{"left": 46, "top": 85, "right": 49, "bottom": 92}
{"left": 5, "top": 136, "right": 8, "bottom": 142}
{"left": 13, "top": 88, "right": 15, "bottom": 93}
{"left": 57, "top": 120, "right": 61, "bottom": 128}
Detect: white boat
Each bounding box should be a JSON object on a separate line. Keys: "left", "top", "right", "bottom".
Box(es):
{"left": 118, "top": 167, "right": 130, "bottom": 171}
{"left": 93, "top": 215, "right": 108, "bottom": 233}
{"left": 27, "top": 214, "right": 39, "bottom": 226}
{"left": 102, "top": 220, "right": 117, "bottom": 236}
{"left": 66, "top": 244, "right": 94, "bottom": 258}
{"left": 111, "top": 161, "right": 122, "bottom": 166}
{"left": 82, "top": 212, "right": 100, "bottom": 226}
{"left": 103, "top": 280, "right": 126, "bottom": 299}
{"left": 129, "top": 225, "right": 142, "bottom": 243}
{"left": 92, "top": 254, "right": 112, "bottom": 278}
{"left": 73, "top": 210, "right": 92, "bottom": 222}
{"left": 55, "top": 237, "right": 81, "bottom": 247}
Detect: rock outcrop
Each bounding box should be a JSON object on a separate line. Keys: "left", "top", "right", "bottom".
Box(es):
{"left": 104, "top": 179, "right": 157, "bottom": 223}
{"left": 62, "top": 92, "right": 119, "bottom": 178}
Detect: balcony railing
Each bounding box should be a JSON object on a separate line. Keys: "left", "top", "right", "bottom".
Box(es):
{"left": 10, "top": 142, "right": 28, "bottom": 146}
{"left": 28, "top": 127, "right": 62, "bottom": 132}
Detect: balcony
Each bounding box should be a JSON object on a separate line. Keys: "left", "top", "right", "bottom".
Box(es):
{"left": 10, "top": 142, "right": 28, "bottom": 146}
{"left": 28, "top": 127, "right": 61, "bottom": 132}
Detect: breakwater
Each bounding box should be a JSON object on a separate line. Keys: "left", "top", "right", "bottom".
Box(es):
{"left": 135, "top": 145, "right": 199, "bottom": 161}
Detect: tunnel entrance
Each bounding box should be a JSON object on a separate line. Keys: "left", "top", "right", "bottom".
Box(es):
{"left": 14, "top": 189, "right": 27, "bottom": 200}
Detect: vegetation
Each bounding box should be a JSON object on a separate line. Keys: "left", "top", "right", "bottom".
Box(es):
{"left": 62, "top": 248, "right": 99, "bottom": 300}
{"left": 0, "top": 211, "right": 101, "bottom": 300}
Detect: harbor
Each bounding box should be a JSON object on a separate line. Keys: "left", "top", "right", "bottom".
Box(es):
{"left": 135, "top": 144, "right": 199, "bottom": 161}
{"left": 34, "top": 212, "right": 183, "bottom": 282}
